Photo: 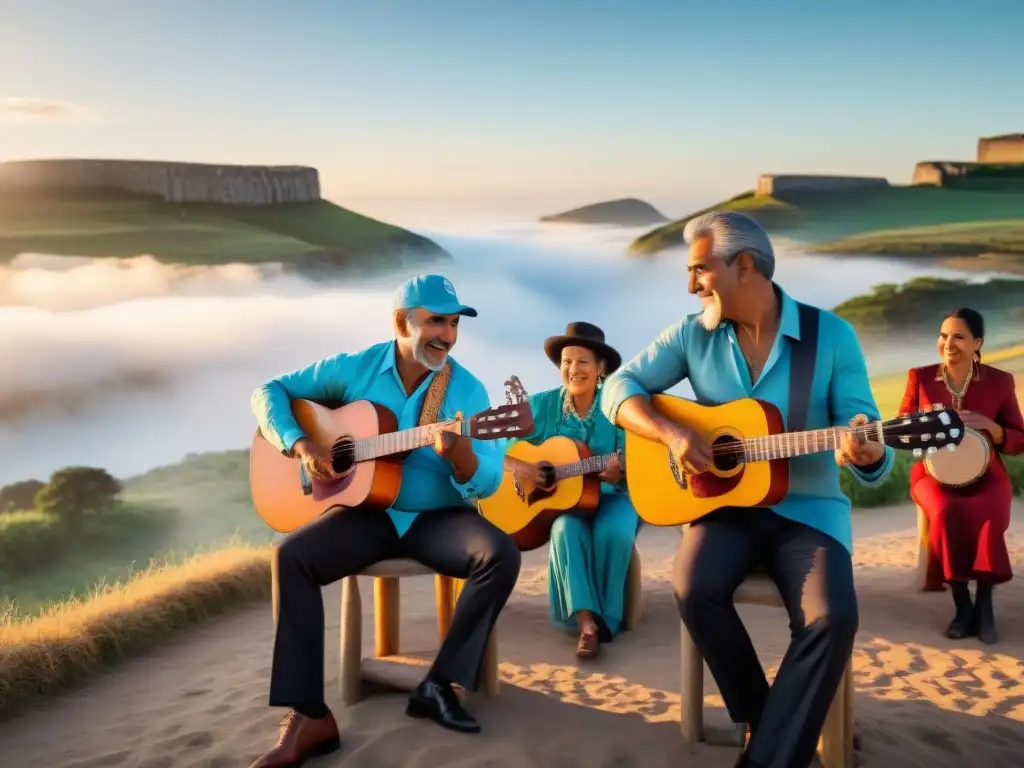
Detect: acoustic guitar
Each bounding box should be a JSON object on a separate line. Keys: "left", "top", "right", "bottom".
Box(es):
{"left": 479, "top": 436, "right": 618, "bottom": 551}
{"left": 622, "top": 395, "right": 965, "bottom": 527}
{"left": 250, "top": 393, "right": 534, "bottom": 533}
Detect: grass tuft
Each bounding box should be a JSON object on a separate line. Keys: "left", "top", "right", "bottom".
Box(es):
{"left": 0, "top": 545, "right": 271, "bottom": 719}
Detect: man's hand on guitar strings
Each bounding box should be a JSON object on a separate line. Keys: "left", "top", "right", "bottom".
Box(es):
{"left": 292, "top": 438, "right": 337, "bottom": 480}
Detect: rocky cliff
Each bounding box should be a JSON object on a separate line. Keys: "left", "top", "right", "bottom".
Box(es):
{"left": 755, "top": 174, "right": 889, "bottom": 196}
{"left": 977, "top": 134, "right": 1024, "bottom": 164}
{"left": 0, "top": 159, "right": 320, "bottom": 205}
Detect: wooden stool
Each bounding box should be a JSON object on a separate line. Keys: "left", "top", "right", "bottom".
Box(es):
{"left": 339, "top": 558, "right": 500, "bottom": 706}
{"left": 679, "top": 574, "right": 855, "bottom": 768}
{"left": 915, "top": 504, "right": 944, "bottom": 591}
{"left": 623, "top": 543, "right": 643, "bottom": 631}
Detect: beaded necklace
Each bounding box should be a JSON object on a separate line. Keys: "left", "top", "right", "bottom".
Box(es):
{"left": 941, "top": 361, "right": 975, "bottom": 412}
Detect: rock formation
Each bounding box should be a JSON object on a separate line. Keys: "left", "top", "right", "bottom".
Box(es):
{"left": 755, "top": 174, "right": 889, "bottom": 197}
{"left": 0, "top": 159, "right": 320, "bottom": 205}
{"left": 540, "top": 198, "right": 668, "bottom": 226}
{"left": 977, "top": 134, "right": 1024, "bottom": 164}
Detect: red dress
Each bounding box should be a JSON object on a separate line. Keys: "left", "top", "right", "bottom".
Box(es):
{"left": 899, "top": 362, "right": 1024, "bottom": 588}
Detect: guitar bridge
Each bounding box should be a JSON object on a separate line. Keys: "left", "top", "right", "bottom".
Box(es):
{"left": 513, "top": 476, "right": 526, "bottom": 502}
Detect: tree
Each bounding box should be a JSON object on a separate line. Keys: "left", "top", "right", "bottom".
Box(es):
{"left": 34, "top": 466, "right": 123, "bottom": 522}
{"left": 0, "top": 479, "right": 45, "bottom": 513}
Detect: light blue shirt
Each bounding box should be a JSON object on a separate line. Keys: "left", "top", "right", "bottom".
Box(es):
{"left": 600, "top": 285, "right": 894, "bottom": 553}
{"left": 251, "top": 340, "right": 504, "bottom": 536}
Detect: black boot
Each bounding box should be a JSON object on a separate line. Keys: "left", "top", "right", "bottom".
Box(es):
{"left": 972, "top": 582, "right": 998, "bottom": 644}
{"left": 945, "top": 582, "right": 974, "bottom": 639}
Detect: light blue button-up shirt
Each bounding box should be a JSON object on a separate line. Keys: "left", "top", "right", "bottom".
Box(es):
{"left": 251, "top": 340, "right": 504, "bottom": 536}
{"left": 600, "top": 285, "right": 894, "bottom": 553}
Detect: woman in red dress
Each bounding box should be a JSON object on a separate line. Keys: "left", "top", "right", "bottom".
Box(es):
{"left": 899, "top": 308, "right": 1024, "bottom": 644}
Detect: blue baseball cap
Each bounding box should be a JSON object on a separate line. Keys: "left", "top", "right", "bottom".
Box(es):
{"left": 394, "top": 273, "right": 478, "bottom": 317}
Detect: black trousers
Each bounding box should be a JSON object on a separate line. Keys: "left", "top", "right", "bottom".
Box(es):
{"left": 269, "top": 505, "right": 522, "bottom": 711}
{"left": 673, "top": 507, "right": 858, "bottom": 768}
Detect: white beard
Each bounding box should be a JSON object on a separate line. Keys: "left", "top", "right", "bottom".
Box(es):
{"left": 700, "top": 291, "right": 724, "bottom": 331}
{"left": 410, "top": 324, "right": 448, "bottom": 371}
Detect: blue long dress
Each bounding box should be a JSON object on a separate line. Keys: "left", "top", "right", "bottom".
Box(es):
{"left": 507, "top": 386, "right": 640, "bottom": 639}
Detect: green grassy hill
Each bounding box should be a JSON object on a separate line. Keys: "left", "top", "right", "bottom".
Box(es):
{"left": 831, "top": 276, "right": 1024, "bottom": 338}
{"left": 809, "top": 220, "right": 1024, "bottom": 267}
{"left": 628, "top": 186, "right": 1024, "bottom": 260}
{"left": 0, "top": 193, "right": 450, "bottom": 270}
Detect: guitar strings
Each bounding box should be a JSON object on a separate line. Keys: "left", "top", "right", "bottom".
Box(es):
{"left": 705, "top": 423, "right": 910, "bottom": 457}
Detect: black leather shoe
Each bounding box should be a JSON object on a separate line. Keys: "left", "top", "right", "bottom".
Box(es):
{"left": 406, "top": 679, "right": 481, "bottom": 734}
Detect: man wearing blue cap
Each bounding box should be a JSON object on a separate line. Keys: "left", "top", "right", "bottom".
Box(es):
{"left": 248, "top": 274, "right": 521, "bottom": 768}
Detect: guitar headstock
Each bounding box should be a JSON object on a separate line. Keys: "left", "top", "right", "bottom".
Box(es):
{"left": 504, "top": 375, "right": 528, "bottom": 405}
{"left": 881, "top": 405, "right": 965, "bottom": 453}
{"left": 465, "top": 402, "right": 535, "bottom": 440}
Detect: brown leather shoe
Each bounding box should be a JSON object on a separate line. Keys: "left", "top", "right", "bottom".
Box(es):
{"left": 248, "top": 709, "right": 341, "bottom": 768}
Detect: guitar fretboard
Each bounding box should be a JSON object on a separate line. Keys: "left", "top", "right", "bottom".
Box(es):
{"left": 740, "top": 424, "right": 881, "bottom": 463}
{"left": 352, "top": 420, "right": 464, "bottom": 461}
{"left": 553, "top": 453, "right": 615, "bottom": 480}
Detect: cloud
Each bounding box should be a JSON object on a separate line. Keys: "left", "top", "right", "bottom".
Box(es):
{"left": 0, "top": 97, "right": 91, "bottom": 124}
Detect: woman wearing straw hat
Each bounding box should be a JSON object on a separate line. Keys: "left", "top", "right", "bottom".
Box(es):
{"left": 505, "top": 322, "right": 640, "bottom": 659}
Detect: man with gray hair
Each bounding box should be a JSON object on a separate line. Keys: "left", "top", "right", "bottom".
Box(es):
{"left": 601, "top": 211, "right": 894, "bottom": 768}
{"left": 247, "top": 274, "right": 521, "bottom": 768}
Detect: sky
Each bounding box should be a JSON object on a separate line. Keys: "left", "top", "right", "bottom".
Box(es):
{"left": 1, "top": 0, "right": 1023, "bottom": 224}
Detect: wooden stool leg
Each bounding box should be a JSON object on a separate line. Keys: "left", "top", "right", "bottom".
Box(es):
{"left": 915, "top": 505, "right": 944, "bottom": 591}
{"left": 374, "top": 576, "right": 399, "bottom": 657}
{"left": 843, "top": 657, "right": 856, "bottom": 764}
{"left": 817, "top": 658, "right": 852, "bottom": 767}
{"left": 340, "top": 575, "right": 363, "bottom": 706}
{"left": 679, "top": 621, "right": 704, "bottom": 745}
{"left": 435, "top": 574, "right": 455, "bottom": 644}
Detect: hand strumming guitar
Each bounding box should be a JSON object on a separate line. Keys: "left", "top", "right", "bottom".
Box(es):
{"left": 659, "top": 423, "right": 714, "bottom": 475}
{"left": 505, "top": 456, "right": 556, "bottom": 491}
{"left": 291, "top": 438, "right": 337, "bottom": 480}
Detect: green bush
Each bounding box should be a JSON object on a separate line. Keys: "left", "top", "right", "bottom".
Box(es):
{"left": 0, "top": 511, "right": 64, "bottom": 575}
{"left": 0, "top": 502, "right": 175, "bottom": 580}
{"left": 843, "top": 450, "right": 1024, "bottom": 508}
{"left": 0, "top": 480, "right": 45, "bottom": 514}
{"left": 34, "top": 467, "right": 122, "bottom": 522}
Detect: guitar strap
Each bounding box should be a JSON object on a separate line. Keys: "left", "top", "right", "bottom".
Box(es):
{"left": 418, "top": 360, "right": 453, "bottom": 426}
{"left": 787, "top": 302, "right": 821, "bottom": 433}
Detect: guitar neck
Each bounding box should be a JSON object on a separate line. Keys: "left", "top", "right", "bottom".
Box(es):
{"left": 740, "top": 424, "right": 882, "bottom": 462}
{"left": 553, "top": 452, "right": 616, "bottom": 480}
{"left": 353, "top": 420, "right": 465, "bottom": 461}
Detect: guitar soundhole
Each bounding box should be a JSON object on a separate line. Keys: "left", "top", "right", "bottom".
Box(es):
{"left": 330, "top": 438, "right": 356, "bottom": 474}
{"left": 712, "top": 435, "right": 741, "bottom": 471}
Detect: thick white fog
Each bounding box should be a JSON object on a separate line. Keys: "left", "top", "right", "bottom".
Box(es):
{"left": 0, "top": 221, "right": 1005, "bottom": 486}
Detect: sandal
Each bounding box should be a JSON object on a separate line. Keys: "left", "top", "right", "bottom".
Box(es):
{"left": 575, "top": 630, "right": 600, "bottom": 660}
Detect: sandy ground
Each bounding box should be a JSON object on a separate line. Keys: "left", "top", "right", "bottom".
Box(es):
{"left": 2, "top": 501, "right": 1023, "bottom": 768}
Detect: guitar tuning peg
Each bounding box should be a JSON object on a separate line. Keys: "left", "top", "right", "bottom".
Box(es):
{"left": 950, "top": 428, "right": 960, "bottom": 438}
{"left": 926, "top": 446, "right": 937, "bottom": 454}
{"left": 913, "top": 447, "right": 923, "bottom": 458}
{"left": 946, "top": 444, "right": 957, "bottom": 451}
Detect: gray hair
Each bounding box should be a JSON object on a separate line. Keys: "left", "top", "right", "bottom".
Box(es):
{"left": 682, "top": 211, "right": 775, "bottom": 279}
